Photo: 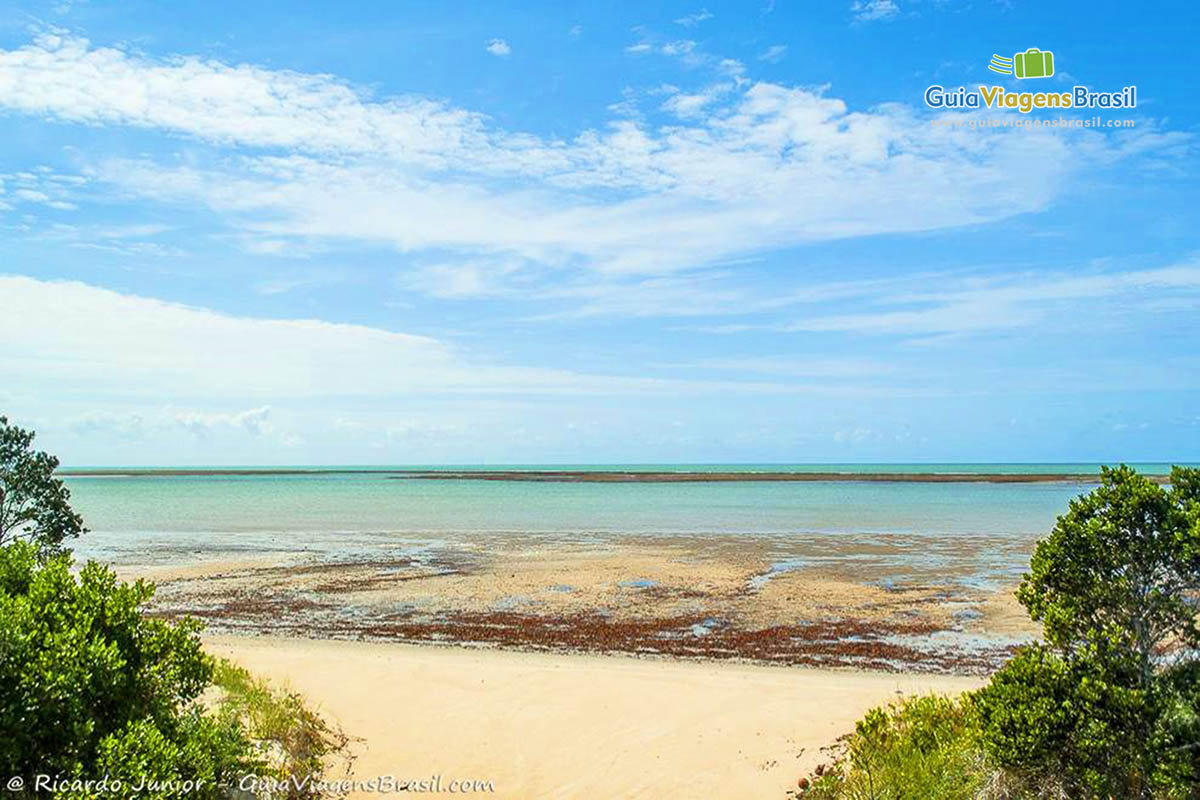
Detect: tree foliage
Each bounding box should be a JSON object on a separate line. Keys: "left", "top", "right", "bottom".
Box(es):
{"left": 803, "top": 466, "right": 1200, "bottom": 800}
{"left": 0, "top": 416, "right": 85, "bottom": 557}
{"left": 0, "top": 541, "right": 255, "bottom": 796}
{"left": 0, "top": 417, "right": 348, "bottom": 798}
{"left": 1019, "top": 465, "right": 1200, "bottom": 678}
{"left": 975, "top": 465, "right": 1200, "bottom": 798}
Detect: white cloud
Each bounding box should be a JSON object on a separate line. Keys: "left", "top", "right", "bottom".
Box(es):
{"left": 660, "top": 40, "right": 697, "bottom": 56}
{"left": 485, "top": 38, "right": 511, "bottom": 57}
{"left": 0, "top": 166, "right": 85, "bottom": 211}
{"left": 61, "top": 406, "right": 306, "bottom": 449}
{"left": 658, "top": 83, "right": 731, "bottom": 117}
{"left": 0, "top": 34, "right": 1186, "bottom": 293}
{"left": 674, "top": 9, "right": 714, "bottom": 27}
{"left": 0, "top": 34, "right": 496, "bottom": 168}
{"left": 624, "top": 36, "right": 704, "bottom": 64}
{"left": 22, "top": 219, "right": 177, "bottom": 257}
{"left": 717, "top": 58, "right": 747, "bottom": 83}
{"left": 781, "top": 262, "right": 1200, "bottom": 336}
{"left": 403, "top": 257, "right": 528, "bottom": 299}
{"left": 252, "top": 270, "right": 344, "bottom": 296}
{"left": 0, "top": 275, "right": 571, "bottom": 398}
{"left": 170, "top": 405, "right": 273, "bottom": 437}
{"left": 68, "top": 410, "right": 145, "bottom": 439}
{"left": 0, "top": 275, "right": 825, "bottom": 400}
{"left": 758, "top": 45, "right": 787, "bottom": 63}
{"left": 851, "top": 0, "right": 900, "bottom": 21}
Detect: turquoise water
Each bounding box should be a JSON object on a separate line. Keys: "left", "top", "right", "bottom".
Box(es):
{"left": 63, "top": 461, "right": 1182, "bottom": 476}
{"left": 59, "top": 463, "right": 1185, "bottom": 569}
{"left": 65, "top": 472, "right": 1099, "bottom": 536}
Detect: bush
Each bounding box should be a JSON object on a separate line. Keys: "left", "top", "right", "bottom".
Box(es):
{"left": 975, "top": 465, "right": 1200, "bottom": 799}
{"left": 973, "top": 645, "right": 1156, "bottom": 797}
{"left": 211, "top": 660, "right": 351, "bottom": 798}
{"left": 0, "top": 540, "right": 255, "bottom": 796}
{"left": 0, "top": 418, "right": 346, "bottom": 797}
{"left": 802, "top": 466, "right": 1200, "bottom": 800}
{"left": 800, "top": 695, "right": 988, "bottom": 800}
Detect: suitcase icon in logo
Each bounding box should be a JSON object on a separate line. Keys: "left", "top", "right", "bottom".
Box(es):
{"left": 1013, "top": 48, "right": 1054, "bottom": 79}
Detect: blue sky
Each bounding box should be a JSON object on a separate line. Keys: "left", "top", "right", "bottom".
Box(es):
{"left": 1, "top": 0, "right": 1198, "bottom": 464}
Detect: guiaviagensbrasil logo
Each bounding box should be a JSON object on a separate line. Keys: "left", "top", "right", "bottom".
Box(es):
{"left": 988, "top": 48, "right": 1054, "bottom": 79}
{"left": 924, "top": 48, "right": 1136, "bottom": 115}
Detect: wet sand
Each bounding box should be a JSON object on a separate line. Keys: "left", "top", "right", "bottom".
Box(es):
{"left": 205, "top": 634, "right": 983, "bottom": 800}
{"left": 135, "top": 535, "right": 1037, "bottom": 674}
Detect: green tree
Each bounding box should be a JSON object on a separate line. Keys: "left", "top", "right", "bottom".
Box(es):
{"left": 0, "top": 417, "right": 348, "bottom": 798}
{"left": 1019, "top": 465, "right": 1200, "bottom": 686}
{"left": 0, "top": 541, "right": 255, "bottom": 795}
{"left": 975, "top": 465, "right": 1200, "bottom": 798}
{"left": 0, "top": 416, "right": 85, "bottom": 557}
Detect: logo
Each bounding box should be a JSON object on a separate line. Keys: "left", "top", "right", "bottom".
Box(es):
{"left": 989, "top": 48, "right": 1055, "bottom": 79}
{"left": 923, "top": 47, "right": 1136, "bottom": 115}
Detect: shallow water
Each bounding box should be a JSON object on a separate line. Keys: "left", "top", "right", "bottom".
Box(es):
{"left": 60, "top": 463, "right": 1178, "bottom": 570}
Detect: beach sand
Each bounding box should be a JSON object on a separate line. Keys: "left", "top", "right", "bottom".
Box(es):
{"left": 206, "top": 634, "right": 982, "bottom": 800}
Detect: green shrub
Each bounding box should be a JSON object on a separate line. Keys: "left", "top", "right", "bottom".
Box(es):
{"left": 0, "top": 418, "right": 345, "bottom": 798}
{"left": 973, "top": 644, "right": 1157, "bottom": 797}
{"left": 975, "top": 465, "right": 1200, "bottom": 799}
{"left": 211, "top": 660, "right": 350, "bottom": 797}
{"left": 804, "top": 466, "right": 1200, "bottom": 800}
{"left": 0, "top": 540, "right": 255, "bottom": 796}
{"left": 801, "top": 695, "right": 988, "bottom": 800}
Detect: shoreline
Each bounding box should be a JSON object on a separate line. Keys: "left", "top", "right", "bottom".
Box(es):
{"left": 206, "top": 632, "right": 984, "bottom": 799}
{"left": 59, "top": 467, "right": 1165, "bottom": 483}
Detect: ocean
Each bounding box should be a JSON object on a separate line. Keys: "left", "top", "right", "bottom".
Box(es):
{"left": 61, "top": 463, "right": 1184, "bottom": 575}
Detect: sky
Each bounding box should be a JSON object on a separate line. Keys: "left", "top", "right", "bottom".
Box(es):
{"left": 0, "top": 0, "right": 1198, "bottom": 465}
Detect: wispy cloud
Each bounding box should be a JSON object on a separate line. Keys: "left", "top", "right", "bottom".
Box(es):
{"left": 852, "top": 0, "right": 900, "bottom": 21}
{"left": 674, "top": 9, "right": 714, "bottom": 27}
{"left": 0, "top": 166, "right": 86, "bottom": 211}
{"left": 401, "top": 257, "right": 530, "bottom": 299}
{"left": 780, "top": 262, "right": 1200, "bottom": 336}
{"left": 625, "top": 36, "right": 705, "bottom": 66}
{"left": 758, "top": 44, "right": 787, "bottom": 63}
{"left": 0, "top": 275, "right": 829, "bottom": 400}
{"left": 660, "top": 39, "right": 698, "bottom": 56}
{"left": 252, "top": 270, "right": 345, "bottom": 296}
{"left": 169, "top": 405, "right": 274, "bottom": 437}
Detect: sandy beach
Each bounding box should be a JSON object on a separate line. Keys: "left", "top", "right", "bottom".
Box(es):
{"left": 70, "top": 472, "right": 1056, "bottom": 793}
{"left": 206, "top": 634, "right": 982, "bottom": 799}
